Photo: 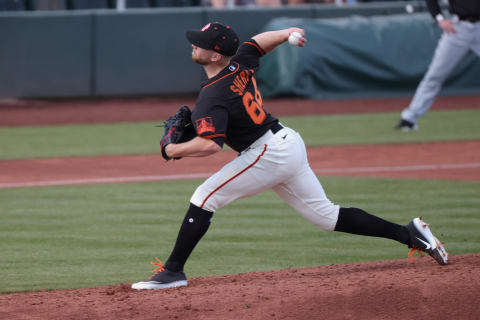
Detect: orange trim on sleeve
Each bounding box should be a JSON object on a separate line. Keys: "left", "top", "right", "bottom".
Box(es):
{"left": 202, "top": 133, "right": 226, "bottom": 139}
{"left": 245, "top": 41, "right": 266, "bottom": 56}
{"left": 202, "top": 62, "right": 240, "bottom": 89}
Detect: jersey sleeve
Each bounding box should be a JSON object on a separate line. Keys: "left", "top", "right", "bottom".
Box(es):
{"left": 425, "top": 0, "right": 442, "bottom": 19}
{"left": 231, "top": 38, "right": 266, "bottom": 69}
{"left": 192, "top": 104, "right": 228, "bottom": 148}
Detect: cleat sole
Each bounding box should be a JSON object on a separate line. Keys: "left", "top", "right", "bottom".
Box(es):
{"left": 131, "top": 280, "right": 188, "bottom": 290}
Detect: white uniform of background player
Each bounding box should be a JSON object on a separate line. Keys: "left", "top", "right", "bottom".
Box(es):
{"left": 397, "top": 0, "right": 480, "bottom": 130}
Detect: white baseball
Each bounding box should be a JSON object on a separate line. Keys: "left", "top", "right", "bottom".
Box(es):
{"left": 405, "top": 4, "right": 414, "bottom": 14}
{"left": 288, "top": 31, "right": 302, "bottom": 46}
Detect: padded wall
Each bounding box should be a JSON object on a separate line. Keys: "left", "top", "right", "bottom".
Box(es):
{"left": 94, "top": 8, "right": 203, "bottom": 96}
{"left": 256, "top": 14, "right": 480, "bottom": 99}
{"left": 2, "top": 2, "right": 475, "bottom": 100}
{"left": 0, "top": 12, "right": 91, "bottom": 98}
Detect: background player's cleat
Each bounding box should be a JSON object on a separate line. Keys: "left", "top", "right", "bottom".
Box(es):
{"left": 395, "top": 119, "right": 418, "bottom": 131}
{"left": 131, "top": 258, "right": 188, "bottom": 290}
{"left": 407, "top": 217, "right": 448, "bottom": 265}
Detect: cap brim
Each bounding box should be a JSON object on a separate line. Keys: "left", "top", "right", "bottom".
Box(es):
{"left": 186, "top": 30, "right": 212, "bottom": 50}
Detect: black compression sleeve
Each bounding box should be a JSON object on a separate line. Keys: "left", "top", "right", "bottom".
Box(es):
{"left": 334, "top": 207, "right": 410, "bottom": 245}
{"left": 164, "top": 203, "right": 213, "bottom": 272}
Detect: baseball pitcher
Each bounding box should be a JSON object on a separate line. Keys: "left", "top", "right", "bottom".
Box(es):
{"left": 132, "top": 22, "right": 448, "bottom": 290}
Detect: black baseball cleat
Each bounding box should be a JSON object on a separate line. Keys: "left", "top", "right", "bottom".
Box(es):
{"left": 407, "top": 217, "right": 448, "bottom": 265}
{"left": 395, "top": 119, "right": 418, "bottom": 131}
{"left": 131, "top": 258, "right": 188, "bottom": 290}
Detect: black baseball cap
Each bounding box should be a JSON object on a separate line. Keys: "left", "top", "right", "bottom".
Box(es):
{"left": 186, "top": 22, "right": 239, "bottom": 57}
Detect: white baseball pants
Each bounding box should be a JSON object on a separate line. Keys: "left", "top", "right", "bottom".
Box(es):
{"left": 402, "top": 19, "right": 480, "bottom": 124}
{"left": 190, "top": 126, "right": 340, "bottom": 231}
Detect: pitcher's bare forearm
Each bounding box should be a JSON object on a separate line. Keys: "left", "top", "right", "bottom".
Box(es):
{"left": 252, "top": 28, "right": 305, "bottom": 53}
{"left": 165, "top": 137, "right": 221, "bottom": 158}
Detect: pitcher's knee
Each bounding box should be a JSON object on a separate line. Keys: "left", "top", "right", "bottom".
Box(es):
{"left": 299, "top": 203, "right": 340, "bottom": 231}
{"left": 190, "top": 186, "right": 216, "bottom": 213}
{"left": 190, "top": 184, "right": 234, "bottom": 213}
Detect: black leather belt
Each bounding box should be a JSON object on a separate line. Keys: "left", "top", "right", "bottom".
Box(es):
{"left": 270, "top": 122, "right": 284, "bottom": 134}
{"left": 459, "top": 15, "right": 480, "bottom": 23}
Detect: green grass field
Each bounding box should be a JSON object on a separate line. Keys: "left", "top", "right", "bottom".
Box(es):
{"left": 1, "top": 109, "right": 479, "bottom": 293}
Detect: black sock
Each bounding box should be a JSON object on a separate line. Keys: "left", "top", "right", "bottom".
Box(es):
{"left": 334, "top": 207, "right": 410, "bottom": 245}
{"left": 164, "top": 203, "right": 213, "bottom": 272}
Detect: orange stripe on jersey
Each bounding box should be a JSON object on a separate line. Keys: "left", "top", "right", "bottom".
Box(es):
{"left": 245, "top": 41, "right": 266, "bottom": 56}
{"left": 202, "top": 133, "right": 226, "bottom": 139}
{"left": 200, "top": 144, "right": 267, "bottom": 209}
{"left": 202, "top": 62, "right": 240, "bottom": 89}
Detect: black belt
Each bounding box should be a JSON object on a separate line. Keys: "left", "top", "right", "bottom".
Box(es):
{"left": 270, "top": 122, "right": 284, "bottom": 134}
{"left": 238, "top": 123, "right": 285, "bottom": 155}
{"left": 459, "top": 15, "right": 480, "bottom": 23}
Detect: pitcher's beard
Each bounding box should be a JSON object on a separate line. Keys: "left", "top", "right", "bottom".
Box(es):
{"left": 192, "top": 53, "right": 209, "bottom": 66}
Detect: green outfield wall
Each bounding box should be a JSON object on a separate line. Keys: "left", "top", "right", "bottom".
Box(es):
{"left": 1, "top": 2, "right": 478, "bottom": 99}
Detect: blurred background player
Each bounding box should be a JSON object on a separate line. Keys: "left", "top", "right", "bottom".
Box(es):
{"left": 396, "top": 0, "right": 480, "bottom": 131}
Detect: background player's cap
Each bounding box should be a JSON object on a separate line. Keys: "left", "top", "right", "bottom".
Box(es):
{"left": 186, "top": 22, "right": 239, "bottom": 57}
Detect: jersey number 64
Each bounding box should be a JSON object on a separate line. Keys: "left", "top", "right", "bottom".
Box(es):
{"left": 242, "top": 76, "right": 266, "bottom": 125}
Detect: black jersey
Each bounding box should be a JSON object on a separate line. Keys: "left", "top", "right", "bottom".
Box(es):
{"left": 426, "top": 0, "right": 480, "bottom": 18}
{"left": 191, "top": 39, "right": 279, "bottom": 153}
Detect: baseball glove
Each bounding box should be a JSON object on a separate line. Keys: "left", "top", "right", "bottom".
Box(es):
{"left": 159, "top": 105, "right": 196, "bottom": 161}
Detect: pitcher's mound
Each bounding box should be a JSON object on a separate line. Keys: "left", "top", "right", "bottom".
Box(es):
{"left": 1, "top": 254, "right": 479, "bottom": 319}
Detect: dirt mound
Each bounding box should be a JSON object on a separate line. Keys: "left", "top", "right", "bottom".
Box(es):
{"left": 1, "top": 254, "right": 479, "bottom": 320}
